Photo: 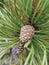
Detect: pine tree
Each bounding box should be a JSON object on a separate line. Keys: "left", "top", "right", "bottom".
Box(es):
{"left": 0, "top": 0, "right": 49, "bottom": 65}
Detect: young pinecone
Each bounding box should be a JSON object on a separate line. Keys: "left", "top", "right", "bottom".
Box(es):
{"left": 12, "top": 25, "right": 35, "bottom": 64}
{"left": 12, "top": 43, "right": 23, "bottom": 64}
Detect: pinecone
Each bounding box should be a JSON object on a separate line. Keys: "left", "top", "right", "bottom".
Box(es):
{"left": 20, "top": 25, "right": 35, "bottom": 44}
{"left": 12, "top": 43, "right": 23, "bottom": 64}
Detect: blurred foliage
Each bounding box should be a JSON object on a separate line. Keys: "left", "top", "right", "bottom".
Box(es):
{"left": 0, "top": 0, "right": 49, "bottom": 65}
